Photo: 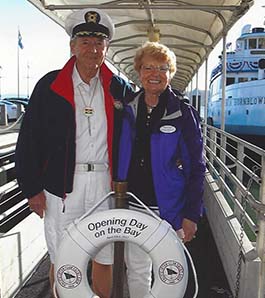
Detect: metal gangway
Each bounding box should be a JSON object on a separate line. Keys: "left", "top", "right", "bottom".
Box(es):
{"left": 0, "top": 124, "right": 265, "bottom": 298}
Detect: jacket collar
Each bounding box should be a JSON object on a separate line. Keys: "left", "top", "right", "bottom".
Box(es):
{"left": 50, "top": 56, "right": 76, "bottom": 108}
{"left": 128, "top": 86, "right": 182, "bottom": 119}
{"left": 161, "top": 86, "right": 182, "bottom": 120}
{"left": 50, "top": 56, "right": 114, "bottom": 109}
{"left": 50, "top": 56, "right": 115, "bottom": 176}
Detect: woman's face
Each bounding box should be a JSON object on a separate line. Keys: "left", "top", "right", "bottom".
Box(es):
{"left": 139, "top": 56, "right": 171, "bottom": 96}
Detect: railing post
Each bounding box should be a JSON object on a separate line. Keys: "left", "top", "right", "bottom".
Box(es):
{"left": 209, "top": 128, "right": 216, "bottom": 169}
{"left": 234, "top": 142, "right": 244, "bottom": 219}
{"left": 219, "top": 133, "right": 226, "bottom": 191}
{"left": 257, "top": 155, "right": 265, "bottom": 298}
{"left": 111, "top": 181, "right": 128, "bottom": 298}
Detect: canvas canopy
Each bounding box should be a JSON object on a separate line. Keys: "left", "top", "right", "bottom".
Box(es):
{"left": 27, "top": 0, "right": 254, "bottom": 91}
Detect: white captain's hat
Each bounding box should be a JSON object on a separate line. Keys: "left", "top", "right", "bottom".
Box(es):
{"left": 65, "top": 8, "right": 115, "bottom": 40}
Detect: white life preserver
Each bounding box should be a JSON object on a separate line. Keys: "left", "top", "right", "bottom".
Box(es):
{"left": 54, "top": 209, "right": 188, "bottom": 298}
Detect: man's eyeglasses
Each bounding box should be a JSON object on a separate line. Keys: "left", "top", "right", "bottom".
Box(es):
{"left": 141, "top": 64, "right": 170, "bottom": 73}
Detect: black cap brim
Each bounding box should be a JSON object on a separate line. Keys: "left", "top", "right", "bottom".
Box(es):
{"left": 72, "top": 23, "right": 110, "bottom": 39}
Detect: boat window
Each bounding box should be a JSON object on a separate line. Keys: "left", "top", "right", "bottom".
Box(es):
{"left": 258, "top": 38, "right": 265, "bottom": 49}
{"left": 238, "top": 77, "right": 248, "bottom": 83}
{"left": 251, "top": 77, "right": 258, "bottom": 81}
{"left": 244, "top": 40, "right": 248, "bottom": 50}
{"left": 212, "top": 81, "right": 218, "bottom": 98}
{"left": 249, "top": 38, "right": 257, "bottom": 49}
{"left": 250, "top": 50, "right": 265, "bottom": 55}
{"left": 236, "top": 41, "right": 242, "bottom": 51}
{"left": 226, "top": 77, "right": 235, "bottom": 85}
{"left": 209, "top": 76, "right": 221, "bottom": 99}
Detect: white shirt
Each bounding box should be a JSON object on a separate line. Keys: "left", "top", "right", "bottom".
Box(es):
{"left": 72, "top": 65, "right": 108, "bottom": 164}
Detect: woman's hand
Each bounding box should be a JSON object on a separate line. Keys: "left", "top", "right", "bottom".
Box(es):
{"left": 28, "top": 191, "right": 46, "bottom": 218}
{"left": 182, "top": 218, "right": 197, "bottom": 243}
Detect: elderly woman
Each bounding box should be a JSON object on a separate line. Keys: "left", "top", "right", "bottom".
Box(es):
{"left": 116, "top": 42, "right": 205, "bottom": 298}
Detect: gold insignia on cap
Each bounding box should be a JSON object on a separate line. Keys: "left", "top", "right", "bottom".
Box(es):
{"left": 85, "top": 11, "right": 100, "bottom": 24}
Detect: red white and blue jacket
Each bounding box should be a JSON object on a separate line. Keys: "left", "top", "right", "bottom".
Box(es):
{"left": 117, "top": 86, "right": 206, "bottom": 230}
{"left": 15, "top": 56, "right": 132, "bottom": 199}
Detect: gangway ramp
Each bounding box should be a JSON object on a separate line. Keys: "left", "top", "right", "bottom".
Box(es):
{"left": 0, "top": 130, "right": 230, "bottom": 298}
{"left": 2, "top": 1, "right": 265, "bottom": 297}
{"left": 1, "top": 125, "right": 265, "bottom": 298}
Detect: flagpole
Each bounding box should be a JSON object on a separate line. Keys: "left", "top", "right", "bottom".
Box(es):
{"left": 0, "top": 66, "right": 2, "bottom": 100}
{"left": 17, "top": 28, "right": 20, "bottom": 99}
{"left": 17, "top": 28, "right": 24, "bottom": 99}
{"left": 26, "top": 62, "right": 30, "bottom": 99}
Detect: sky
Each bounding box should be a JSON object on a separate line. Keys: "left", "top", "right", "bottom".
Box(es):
{"left": 0, "top": 0, "right": 69, "bottom": 98}
{"left": 0, "top": 0, "right": 264, "bottom": 98}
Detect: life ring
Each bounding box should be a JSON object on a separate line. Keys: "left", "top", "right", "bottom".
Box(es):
{"left": 54, "top": 209, "right": 188, "bottom": 298}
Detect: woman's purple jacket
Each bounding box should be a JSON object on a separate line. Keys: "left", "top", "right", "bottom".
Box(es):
{"left": 116, "top": 87, "right": 206, "bottom": 230}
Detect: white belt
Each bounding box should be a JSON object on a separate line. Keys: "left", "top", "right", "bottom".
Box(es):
{"left": 75, "top": 163, "right": 109, "bottom": 172}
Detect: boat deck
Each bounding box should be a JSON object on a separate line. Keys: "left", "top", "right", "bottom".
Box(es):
{"left": 1, "top": 123, "right": 265, "bottom": 298}
{"left": 0, "top": 130, "right": 229, "bottom": 298}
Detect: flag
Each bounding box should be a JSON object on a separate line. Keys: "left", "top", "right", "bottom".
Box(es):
{"left": 18, "top": 30, "right": 24, "bottom": 49}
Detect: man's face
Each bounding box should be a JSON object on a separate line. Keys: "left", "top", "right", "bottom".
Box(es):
{"left": 70, "top": 36, "right": 109, "bottom": 71}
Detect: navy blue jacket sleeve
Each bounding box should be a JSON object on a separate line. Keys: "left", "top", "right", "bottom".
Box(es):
{"left": 15, "top": 79, "right": 47, "bottom": 198}
{"left": 109, "top": 75, "right": 135, "bottom": 180}
{"left": 109, "top": 75, "right": 135, "bottom": 102}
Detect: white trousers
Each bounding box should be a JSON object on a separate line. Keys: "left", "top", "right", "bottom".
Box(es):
{"left": 44, "top": 170, "right": 113, "bottom": 264}
{"left": 123, "top": 208, "right": 184, "bottom": 298}
{"left": 44, "top": 174, "right": 181, "bottom": 298}
{"left": 124, "top": 243, "right": 152, "bottom": 298}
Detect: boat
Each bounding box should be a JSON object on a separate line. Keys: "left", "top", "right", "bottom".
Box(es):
{"left": 207, "top": 25, "right": 265, "bottom": 136}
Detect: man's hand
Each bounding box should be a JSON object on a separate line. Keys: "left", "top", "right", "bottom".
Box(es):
{"left": 28, "top": 191, "right": 46, "bottom": 218}
{"left": 182, "top": 218, "right": 197, "bottom": 243}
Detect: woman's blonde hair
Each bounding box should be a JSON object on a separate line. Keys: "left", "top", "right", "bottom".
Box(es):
{"left": 134, "top": 42, "right": 177, "bottom": 78}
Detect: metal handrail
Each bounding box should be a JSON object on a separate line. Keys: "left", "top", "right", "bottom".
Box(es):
{"left": 205, "top": 144, "right": 265, "bottom": 213}
{"left": 203, "top": 122, "right": 265, "bottom": 297}
{"left": 0, "top": 148, "right": 28, "bottom": 234}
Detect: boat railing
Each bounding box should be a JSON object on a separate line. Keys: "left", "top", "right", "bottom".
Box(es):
{"left": 202, "top": 123, "right": 265, "bottom": 298}
{"left": 0, "top": 148, "right": 30, "bottom": 234}
{"left": 0, "top": 140, "right": 47, "bottom": 298}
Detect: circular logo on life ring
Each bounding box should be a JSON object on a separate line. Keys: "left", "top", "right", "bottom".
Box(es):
{"left": 57, "top": 264, "right": 82, "bottom": 289}
{"left": 158, "top": 260, "right": 184, "bottom": 285}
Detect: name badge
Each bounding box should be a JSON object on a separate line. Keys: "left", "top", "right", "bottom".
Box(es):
{"left": 160, "top": 125, "right": 176, "bottom": 133}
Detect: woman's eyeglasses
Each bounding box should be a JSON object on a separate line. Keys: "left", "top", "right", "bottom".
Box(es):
{"left": 141, "top": 64, "right": 170, "bottom": 73}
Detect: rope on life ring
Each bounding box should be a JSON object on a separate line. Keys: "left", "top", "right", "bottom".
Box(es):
{"left": 54, "top": 208, "right": 188, "bottom": 298}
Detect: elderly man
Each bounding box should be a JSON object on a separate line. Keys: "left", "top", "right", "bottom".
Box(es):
{"left": 15, "top": 8, "right": 132, "bottom": 298}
